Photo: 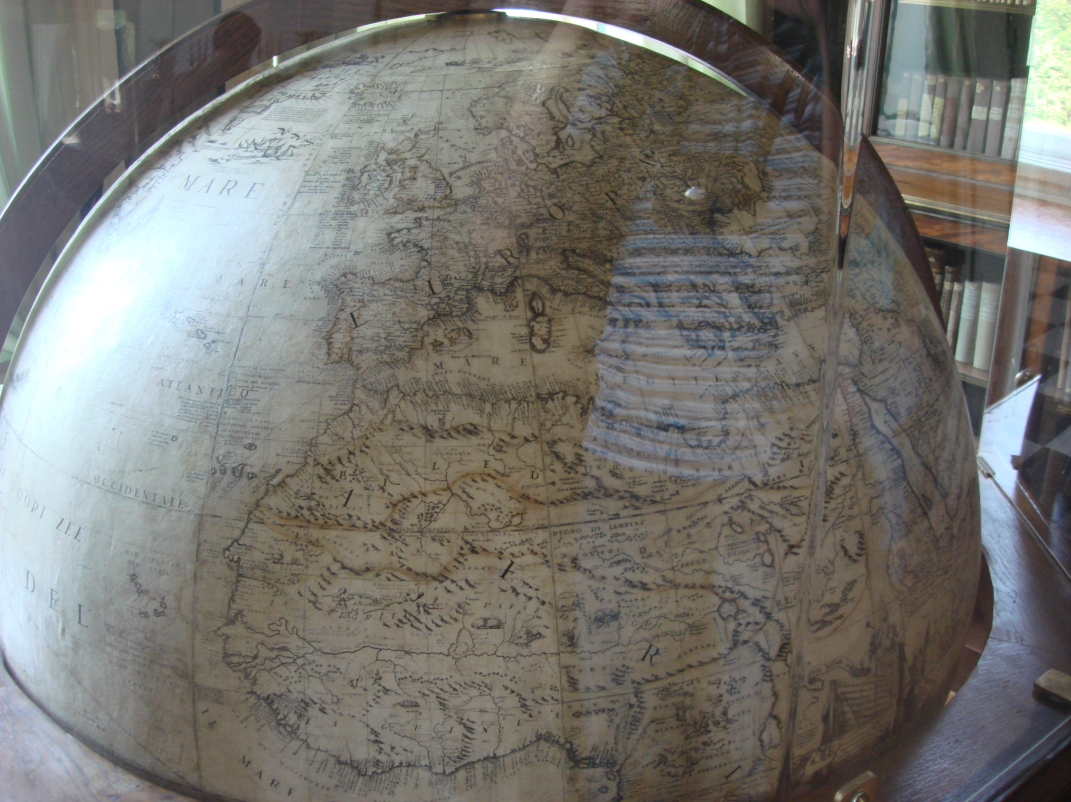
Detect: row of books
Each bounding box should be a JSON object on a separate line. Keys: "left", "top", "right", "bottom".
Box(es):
{"left": 930, "top": 249, "right": 999, "bottom": 372}
{"left": 877, "top": 73, "right": 1027, "bottom": 160}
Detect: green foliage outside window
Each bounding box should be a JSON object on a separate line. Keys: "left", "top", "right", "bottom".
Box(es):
{"left": 1028, "top": 0, "right": 1071, "bottom": 130}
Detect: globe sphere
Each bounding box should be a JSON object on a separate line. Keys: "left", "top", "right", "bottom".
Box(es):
{"left": 0, "top": 12, "right": 980, "bottom": 802}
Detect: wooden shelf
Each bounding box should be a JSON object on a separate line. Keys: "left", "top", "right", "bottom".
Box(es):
{"left": 897, "top": 0, "right": 1035, "bottom": 13}
{"left": 1015, "top": 163, "right": 1071, "bottom": 204}
{"left": 872, "top": 138, "right": 1018, "bottom": 180}
{"left": 898, "top": 0, "right": 1035, "bottom": 12}
{"left": 957, "top": 360, "right": 990, "bottom": 386}
{"left": 913, "top": 210, "right": 1008, "bottom": 254}
{"left": 873, "top": 137, "right": 1017, "bottom": 226}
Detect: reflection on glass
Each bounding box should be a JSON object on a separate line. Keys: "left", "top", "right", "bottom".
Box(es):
{"left": 0, "top": 7, "right": 981, "bottom": 802}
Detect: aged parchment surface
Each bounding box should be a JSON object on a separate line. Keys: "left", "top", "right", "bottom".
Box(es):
{"left": 0, "top": 15, "right": 978, "bottom": 802}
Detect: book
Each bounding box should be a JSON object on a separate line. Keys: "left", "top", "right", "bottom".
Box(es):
{"left": 985, "top": 79, "right": 1010, "bottom": 157}
{"left": 940, "top": 261, "right": 961, "bottom": 331}
{"left": 966, "top": 79, "right": 993, "bottom": 154}
{"left": 972, "top": 281, "right": 1001, "bottom": 371}
{"left": 918, "top": 73, "right": 939, "bottom": 143}
{"left": 882, "top": 70, "right": 908, "bottom": 138}
{"left": 928, "top": 75, "right": 948, "bottom": 146}
{"left": 953, "top": 78, "right": 975, "bottom": 151}
{"left": 877, "top": 70, "right": 908, "bottom": 137}
{"left": 905, "top": 71, "right": 925, "bottom": 141}
{"left": 954, "top": 278, "right": 982, "bottom": 363}
{"left": 926, "top": 247, "right": 947, "bottom": 304}
{"left": 1001, "top": 76, "right": 1028, "bottom": 160}
{"left": 939, "top": 76, "right": 963, "bottom": 149}
{"left": 894, "top": 86, "right": 911, "bottom": 139}
{"left": 946, "top": 278, "right": 965, "bottom": 351}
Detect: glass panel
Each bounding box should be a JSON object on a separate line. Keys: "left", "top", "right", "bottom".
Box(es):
{"left": 989, "top": 0, "right": 1071, "bottom": 577}
{"left": 0, "top": 1, "right": 226, "bottom": 376}
{"left": 870, "top": 0, "right": 1033, "bottom": 436}
{"left": 0, "top": 3, "right": 998, "bottom": 802}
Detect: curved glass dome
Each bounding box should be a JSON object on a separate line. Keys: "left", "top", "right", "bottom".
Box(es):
{"left": 0, "top": 10, "right": 979, "bottom": 802}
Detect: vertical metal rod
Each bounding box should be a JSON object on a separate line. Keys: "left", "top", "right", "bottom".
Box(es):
{"left": 838, "top": 0, "right": 880, "bottom": 266}
{"left": 777, "top": 0, "right": 883, "bottom": 795}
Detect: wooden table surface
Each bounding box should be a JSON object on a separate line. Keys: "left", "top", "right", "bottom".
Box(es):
{"left": 0, "top": 667, "right": 191, "bottom": 801}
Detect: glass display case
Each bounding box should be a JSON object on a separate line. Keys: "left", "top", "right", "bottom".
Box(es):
{"left": 870, "top": 0, "right": 1035, "bottom": 433}
{"left": 0, "top": 2, "right": 1066, "bottom": 802}
{"left": 866, "top": 0, "right": 1071, "bottom": 616}
{"left": 979, "top": 0, "right": 1071, "bottom": 582}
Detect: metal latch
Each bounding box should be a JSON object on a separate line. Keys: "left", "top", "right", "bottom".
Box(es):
{"left": 1036, "top": 669, "right": 1071, "bottom": 707}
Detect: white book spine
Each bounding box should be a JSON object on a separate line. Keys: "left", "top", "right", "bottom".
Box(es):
{"left": 895, "top": 69, "right": 912, "bottom": 139}
{"left": 985, "top": 80, "right": 1009, "bottom": 157}
{"left": 947, "top": 280, "right": 965, "bottom": 348}
{"left": 895, "top": 97, "right": 909, "bottom": 139}
{"left": 955, "top": 279, "right": 982, "bottom": 364}
{"left": 905, "top": 71, "right": 925, "bottom": 141}
{"left": 939, "top": 266, "right": 957, "bottom": 331}
{"left": 918, "top": 74, "right": 938, "bottom": 141}
{"left": 972, "top": 282, "right": 1001, "bottom": 371}
{"left": 930, "top": 98, "right": 945, "bottom": 142}
{"left": 1001, "top": 77, "right": 1028, "bottom": 160}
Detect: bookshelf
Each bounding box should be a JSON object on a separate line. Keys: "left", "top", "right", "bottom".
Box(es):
{"left": 869, "top": 0, "right": 1035, "bottom": 432}
{"left": 875, "top": 0, "right": 1032, "bottom": 156}
{"left": 898, "top": 0, "right": 1034, "bottom": 15}
{"left": 922, "top": 236, "right": 1004, "bottom": 430}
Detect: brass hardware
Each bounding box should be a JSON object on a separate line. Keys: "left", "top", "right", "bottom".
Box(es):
{"left": 1035, "top": 669, "right": 1071, "bottom": 707}
{"left": 834, "top": 771, "right": 878, "bottom": 802}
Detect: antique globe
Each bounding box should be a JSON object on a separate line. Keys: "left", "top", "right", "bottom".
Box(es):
{"left": 0, "top": 10, "right": 979, "bottom": 802}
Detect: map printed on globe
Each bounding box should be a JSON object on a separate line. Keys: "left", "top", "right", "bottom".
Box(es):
{"left": 0, "top": 11, "right": 979, "bottom": 802}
